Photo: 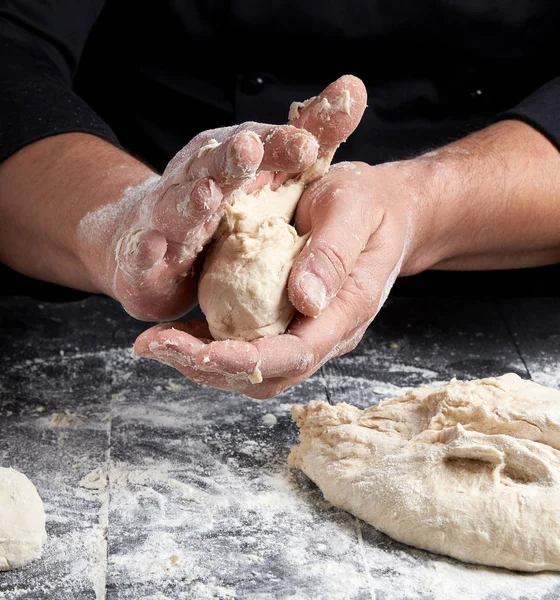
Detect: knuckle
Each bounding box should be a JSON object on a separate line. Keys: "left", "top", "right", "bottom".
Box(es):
{"left": 312, "top": 242, "right": 349, "bottom": 290}
{"left": 339, "top": 273, "right": 378, "bottom": 315}
{"left": 306, "top": 177, "right": 337, "bottom": 205}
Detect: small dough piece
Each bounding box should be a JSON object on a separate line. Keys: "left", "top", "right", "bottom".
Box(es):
{"left": 199, "top": 181, "right": 307, "bottom": 341}
{"left": 0, "top": 467, "right": 47, "bottom": 571}
{"left": 289, "top": 374, "right": 560, "bottom": 572}
{"left": 198, "top": 81, "right": 363, "bottom": 342}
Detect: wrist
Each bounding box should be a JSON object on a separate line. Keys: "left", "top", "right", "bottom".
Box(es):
{"left": 76, "top": 174, "right": 161, "bottom": 298}
{"left": 399, "top": 155, "right": 459, "bottom": 274}
{"left": 394, "top": 120, "right": 560, "bottom": 274}
{"left": 365, "top": 159, "right": 448, "bottom": 276}
{"left": 0, "top": 133, "right": 157, "bottom": 295}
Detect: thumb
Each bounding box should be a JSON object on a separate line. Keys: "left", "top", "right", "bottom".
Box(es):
{"left": 288, "top": 177, "right": 384, "bottom": 318}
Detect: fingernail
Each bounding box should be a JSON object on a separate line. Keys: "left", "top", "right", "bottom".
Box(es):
{"left": 229, "top": 132, "right": 263, "bottom": 178}
{"left": 298, "top": 273, "right": 327, "bottom": 312}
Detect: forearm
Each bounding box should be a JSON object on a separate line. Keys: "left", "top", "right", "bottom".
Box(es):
{"left": 405, "top": 120, "right": 560, "bottom": 273}
{"left": 0, "top": 133, "right": 156, "bottom": 293}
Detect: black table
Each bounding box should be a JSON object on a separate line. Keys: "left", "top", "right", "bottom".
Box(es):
{"left": 1, "top": 296, "right": 559, "bottom": 600}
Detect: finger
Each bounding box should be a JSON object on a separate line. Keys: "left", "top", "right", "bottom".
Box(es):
{"left": 135, "top": 323, "right": 261, "bottom": 382}
{"left": 185, "top": 130, "right": 264, "bottom": 190}
{"left": 134, "top": 326, "right": 314, "bottom": 389}
{"left": 137, "top": 350, "right": 304, "bottom": 397}
{"left": 258, "top": 125, "right": 318, "bottom": 173}
{"left": 251, "top": 335, "right": 314, "bottom": 378}
{"left": 289, "top": 167, "right": 383, "bottom": 317}
{"left": 152, "top": 178, "right": 223, "bottom": 242}
{"left": 135, "top": 318, "right": 328, "bottom": 398}
{"left": 134, "top": 323, "right": 207, "bottom": 369}
{"left": 288, "top": 75, "right": 367, "bottom": 160}
{"left": 117, "top": 228, "right": 168, "bottom": 277}
{"left": 114, "top": 234, "right": 197, "bottom": 321}
{"left": 194, "top": 340, "right": 262, "bottom": 381}
{"left": 187, "top": 123, "right": 319, "bottom": 186}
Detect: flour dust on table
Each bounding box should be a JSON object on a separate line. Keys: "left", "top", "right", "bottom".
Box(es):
{"left": 0, "top": 467, "right": 47, "bottom": 571}
{"left": 290, "top": 373, "right": 560, "bottom": 572}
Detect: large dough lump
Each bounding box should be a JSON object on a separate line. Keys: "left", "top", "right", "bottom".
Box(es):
{"left": 289, "top": 374, "right": 560, "bottom": 571}
{"left": 0, "top": 467, "right": 47, "bottom": 571}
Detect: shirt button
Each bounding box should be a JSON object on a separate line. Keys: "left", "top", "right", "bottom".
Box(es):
{"left": 238, "top": 72, "right": 274, "bottom": 94}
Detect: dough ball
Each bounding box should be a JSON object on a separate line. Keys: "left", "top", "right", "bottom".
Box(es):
{"left": 289, "top": 374, "right": 560, "bottom": 571}
{"left": 0, "top": 467, "right": 47, "bottom": 571}
{"left": 199, "top": 182, "right": 307, "bottom": 342}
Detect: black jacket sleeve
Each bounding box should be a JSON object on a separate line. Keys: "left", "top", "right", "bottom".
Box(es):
{"left": 501, "top": 77, "right": 560, "bottom": 151}
{"left": 0, "top": 1, "right": 119, "bottom": 163}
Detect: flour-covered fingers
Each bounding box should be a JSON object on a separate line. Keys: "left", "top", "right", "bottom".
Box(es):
{"left": 251, "top": 334, "right": 314, "bottom": 378}
{"left": 184, "top": 130, "right": 264, "bottom": 190}
{"left": 288, "top": 75, "right": 367, "bottom": 161}
{"left": 189, "top": 333, "right": 315, "bottom": 389}
{"left": 135, "top": 325, "right": 262, "bottom": 383}
{"left": 134, "top": 322, "right": 316, "bottom": 393}
{"left": 190, "top": 340, "right": 263, "bottom": 383}
{"left": 258, "top": 125, "right": 318, "bottom": 173}
{"left": 117, "top": 228, "right": 168, "bottom": 277}
{"left": 114, "top": 235, "right": 199, "bottom": 321}
{"left": 152, "top": 178, "right": 223, "bottom": 242}
{"left": 183, "top": 123, "right": 318, "bottom": 190}
{"left": 134, "top": 324, "right": 208, "bottom": 368}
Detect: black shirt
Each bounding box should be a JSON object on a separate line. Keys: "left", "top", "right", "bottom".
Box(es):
{"left": 1, "top": 0, "right": 560, "bottom": 298}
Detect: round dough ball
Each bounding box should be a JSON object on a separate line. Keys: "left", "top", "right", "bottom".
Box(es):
{"left": 0, "top": 467, "right": 47, "bottom": 571}
{"left": 289, "top": 374, "right": 560, "bottom": 571}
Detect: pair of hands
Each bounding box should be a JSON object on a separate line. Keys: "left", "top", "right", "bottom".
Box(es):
{"left": 107, "top": 76, "right": 428, "bottom": 398}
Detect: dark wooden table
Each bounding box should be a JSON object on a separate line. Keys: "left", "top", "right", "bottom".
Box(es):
{"left": 1, "top": 296, "right": 559, "bottom": 600}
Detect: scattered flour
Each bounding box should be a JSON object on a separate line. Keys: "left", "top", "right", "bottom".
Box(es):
{"left": 2, "top": 304, "right": 559, "bottom": 600}
{"left": 261, "top": 414, "right": 277, "bottom": 427}
{"left": 49, "top": 411, "right": 83, "bottom": 426}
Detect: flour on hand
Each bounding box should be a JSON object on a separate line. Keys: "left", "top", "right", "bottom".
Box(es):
{"left": 289, "top": 373, "right": 560, "bottom": 572}
{"left": 0, "top": 467, "right": 47, "bottom": 571}
{"left": 198, "top": 80, "right": 363, "bottom": 342}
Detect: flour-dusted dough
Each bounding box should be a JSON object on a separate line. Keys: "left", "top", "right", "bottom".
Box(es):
{"left": 0, "top": 467, "right": 47, "bottom": 571}
{"left": 199, "top": 181, "right": 308, "bottom": 341}
{"left": 289, "top": 374, "right": 560, "bottom": 571}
